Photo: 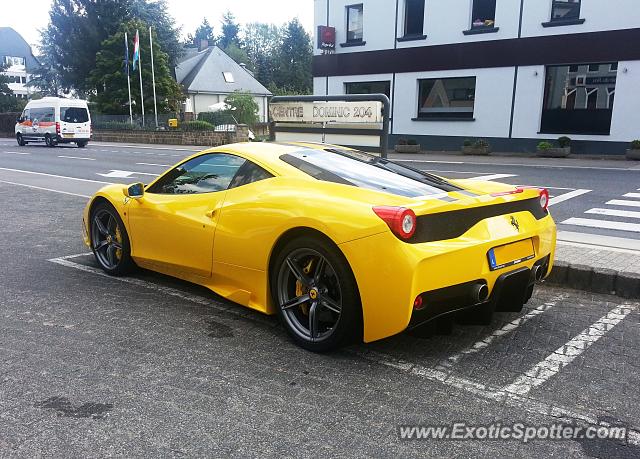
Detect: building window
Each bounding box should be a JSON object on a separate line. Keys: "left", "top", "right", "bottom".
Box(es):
{"left": 222, "top": 72, "right": 234, "bottom": 83}
{"left": 609, "top": 62, "right": 618, "bottom": 72}
{"left": 3, "top": 56, "right": 25, "bottom": 67}
{"left": 417, "top": 77, "right": 476, "bottom": 120}
{"left": 587, "top": 64, "right": 600, "bottom": 73}
{"left": 471, "top": 0, "right": 496, "bottom": 28}
{"left": 345, "top": 81, "right": 391, "bottom": 99}
{"left": 21, "top": 76, "right": 26, "bottom": 83}
{"left": 404, "top": 0, "right": 425, "bottom": 37}
{"left": 346, "top": 4, "right": 364, "bottom": 42}
{"left": 568, "top": 65, "right": 579, "bottom": 73}
{"left": 551, "top": 0, "right": 581, "bottom": 22}
{"left": 541, "top": 64, "right": 617, "bottom": 135}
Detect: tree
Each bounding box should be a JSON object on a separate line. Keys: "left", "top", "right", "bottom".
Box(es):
{"left": 273, "top": 18, "right": 313, "bottom": 94}
{"left": 89, "top": 20, "right": 183, "bottom": 115}
{"left": 218, "top": 11, "right": 241, "bottom": 49}
{"left": 28, "top": 33, "right": 65, "bottom": 97}
{"left": 0, "top": 65, "right": 26, "bottom": 112}
{"left": 193, "top": 18, "right": 215, "bottom": 46}
{"left": 45, "top": 0, "right": 181, "bottom": 93}
{"left": 243, "top": 22, "right": 282, "bottom": 87}
{"left": 224, "top": 91, "right": 258, "bottom": 126}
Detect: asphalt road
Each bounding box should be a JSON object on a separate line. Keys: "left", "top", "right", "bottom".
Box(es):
{"left": 0, "top": 137, "right": 639, "bottom": 457}
{"left": 1, "top": 137, "right": 640, "bottom": 248}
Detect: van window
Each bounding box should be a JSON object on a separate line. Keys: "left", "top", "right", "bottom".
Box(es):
{"left": 61, "top": 107, "right": 89, "bottom": 123}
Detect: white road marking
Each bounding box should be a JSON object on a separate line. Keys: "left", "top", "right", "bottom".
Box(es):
{"left": 548, "top": 189, "right": 591, "bottom": 206}
{"left": 468, "top": 173, "right": 518, "bottom": 181}
{"left": 557, "top": 231, "right": 640, "bottom": 252}
{"left": 97, "top": 170, "right": 159, "bottom": 178}
{"left": 136, "top": 162, "right": 171, "bottom": 167}
{"left": 58, "top": 155, "right": 95, "bottom": 161}
{"left": 607, "top": 199, "right": 640, "bottom": 208}
{"left": 439, "top": 297, "right": 565, "bottom": 370}
{"left": 2, "top": 151, "right": 30, "bottom": 155}
{"left": 585, "top": 208, "right": 640, "bottom": 219}
{"left": 561, "top": 217, "right": 640, "bottom": 233}
{"left": 393, "top": 159, "right": 464, "bottom": 164}
{"left": 623, "top": 192, "right": 640, "bottom": 199}
{"left": 503, "top": 304, "right": 636, "bottom": 396}
{"left": 0, "top": 179, "right": 90, "bottom": 198}
{"left": 0, "top": 166, "right": 113, "bottom": 184}
{"left": 421, "top": 169, "right": 497, "bottom": 175}
{"left": 356, "top": 349, "right": 640, "bottom": 446}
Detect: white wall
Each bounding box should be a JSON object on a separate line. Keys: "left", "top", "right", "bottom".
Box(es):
{"left": 521, "top": 0, "right": 640, "bottom": 37}
{"left": 392, "top": 67, "right": 515, "bottom": 138}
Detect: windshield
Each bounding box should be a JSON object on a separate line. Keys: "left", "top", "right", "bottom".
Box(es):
{"left": 280, "top": 148, "right": 461, "bottom": 198}
{"left": 60, "top": 107, "right": 89, "bottom": 123}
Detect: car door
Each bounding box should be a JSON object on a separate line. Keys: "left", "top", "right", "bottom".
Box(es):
{"left": 127, "top": 152, "right": 247, "bottom": 278}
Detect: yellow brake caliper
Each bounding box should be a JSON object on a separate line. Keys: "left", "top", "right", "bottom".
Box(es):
{"left": 295, "top": 259, "right": 314, "bottom": 315}
{"left": 114, "top": 225, "right": 123, "bottom": 260}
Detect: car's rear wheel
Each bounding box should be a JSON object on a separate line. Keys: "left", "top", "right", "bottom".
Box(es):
{"left": 45, "top": 134, "right": 56, "bottom": 147}
{"left": 16, "top": 133, "right": 26, "bottom": 146}
{"left": 90, "top": 201, "right": 135, "bottom": 276}
{"left": 272, "top": 236, "right": 361, "bottom": 352}
{"left": 77, "top": 141, "right": 87, "bottom": 148}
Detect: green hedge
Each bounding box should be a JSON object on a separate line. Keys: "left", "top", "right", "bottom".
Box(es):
{"left": 180, "top": 120, "right": 215, "bottom": 131}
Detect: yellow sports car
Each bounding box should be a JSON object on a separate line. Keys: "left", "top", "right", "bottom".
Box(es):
{"left": 83, "top": 142, "right": 556, "bottom": 351}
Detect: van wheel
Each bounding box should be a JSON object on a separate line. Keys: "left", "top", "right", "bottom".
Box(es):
{"left": 16, "top": 133, "right": 26, "bottom": 146}
{"left": 77, "top": 141, "right": 88, "bottom": 148}
{"left": 45, "top": 134, "right": 57, "bottom": 148}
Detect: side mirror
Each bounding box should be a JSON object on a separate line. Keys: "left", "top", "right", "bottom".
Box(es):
{"left": 123, "top": 182, "right": 145, "bottom": 199}
{"left": 16, "top": 117, "right": 23, "bottom": 123}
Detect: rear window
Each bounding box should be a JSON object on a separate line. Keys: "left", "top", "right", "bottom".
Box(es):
{"left": 280, "top": 148, "right": 461, "bottom": 198}
{"left": 61, "top": 107, "right": 89, "bottom": 123}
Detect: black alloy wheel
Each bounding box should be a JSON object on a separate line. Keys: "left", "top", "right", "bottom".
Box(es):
{"left": 90, "top": 202, "right": 135, "bottom": 275}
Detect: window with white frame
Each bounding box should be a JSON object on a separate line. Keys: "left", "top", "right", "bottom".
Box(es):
{"left": 346, "top": 4, "right": 364, "bottom": 42}
{"left": 417, "top": 77, "right": 476, "bottom": 120}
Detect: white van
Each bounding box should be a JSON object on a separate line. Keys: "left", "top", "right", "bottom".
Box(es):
{"left": 15, "top": 97, "right": 92, "bottom": 148}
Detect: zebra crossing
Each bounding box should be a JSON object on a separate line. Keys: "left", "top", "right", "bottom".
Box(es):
{"left": 562, "top": 188, "right": 640, "bottom": 233}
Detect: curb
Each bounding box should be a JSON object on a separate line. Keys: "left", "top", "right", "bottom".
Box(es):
{"left": 546, "top": 261, "right": 640, "bottom": 299}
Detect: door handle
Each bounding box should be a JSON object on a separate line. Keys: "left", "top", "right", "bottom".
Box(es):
{"left": 205, "top": 209, "right": 217, "bottom": 218}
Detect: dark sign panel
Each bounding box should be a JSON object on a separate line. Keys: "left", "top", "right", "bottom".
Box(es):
{"left": 317, "top": 26, "right": 336, "bottom": 50}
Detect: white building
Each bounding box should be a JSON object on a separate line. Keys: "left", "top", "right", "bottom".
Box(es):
{"left": 176, "top": 43, "right": 272, "bottom": 122}
{"left": 313, "top": 0, "right": 640, "bottom": 153}
{"left": 0, "top": 28, "right": 39, "bottom": 100}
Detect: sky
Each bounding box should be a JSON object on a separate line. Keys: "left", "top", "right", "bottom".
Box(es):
{"left": 1, "top": 0, "right": 314, "bottom": 51}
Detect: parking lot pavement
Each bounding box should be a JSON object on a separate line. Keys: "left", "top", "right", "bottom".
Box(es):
{"left": 1, "top": 183, "right": 639, "bottom": 458}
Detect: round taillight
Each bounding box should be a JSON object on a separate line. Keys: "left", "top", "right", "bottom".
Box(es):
{"left": 539, "top": 188, "right": 549, "bottom": 211}
{"left": 372, "top": 206, "right": 417, "bottom": 240}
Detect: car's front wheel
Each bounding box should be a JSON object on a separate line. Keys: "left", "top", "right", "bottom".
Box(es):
{"left": 16, "top": 133, "right": 26, "bottom": 146}
{"left": 90, "top": 201, "right": 135, "bottom": 276}
{"left": 77, "top": 141, "right": 88, "bottom": 148}
{"left": 271, "top": 236, "right": 362, "bottom": 352}
{"left": 45, "top": 134, "right": 57, "bottom": 148}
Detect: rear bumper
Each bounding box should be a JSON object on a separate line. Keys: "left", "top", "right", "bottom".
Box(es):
{"left": 56, "top": 135, "right": 90, "bottom": 143}
{"left": 339, "top": 212, "right": 556, "bottom": 343}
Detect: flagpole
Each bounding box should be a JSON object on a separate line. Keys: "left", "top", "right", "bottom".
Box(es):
{"left": 149, "top": 26, "right": 158, "bottom": 129}
{"left": 136, "top": 30, "right": 145, "bottom": 127}
{"left": 125, "top": 32, "right": 133, "bottom": 125}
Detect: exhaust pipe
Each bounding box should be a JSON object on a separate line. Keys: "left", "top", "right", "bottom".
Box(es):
{"left": 471, "top": 283, "right": 489, "bottom": 303}
{"left": 532, "top": 265, "right": 546, "bottom": 282}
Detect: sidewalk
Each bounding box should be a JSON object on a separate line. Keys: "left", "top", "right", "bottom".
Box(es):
{"left": 549, "top": 240, "right": 640, "bottom": 299}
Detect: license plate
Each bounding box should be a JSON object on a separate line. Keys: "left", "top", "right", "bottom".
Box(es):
{"left": 487, "top": 239, "right": 535, "bottom": 271}
{"left": 63, "top": 133, "right": 75, "bottom": 138}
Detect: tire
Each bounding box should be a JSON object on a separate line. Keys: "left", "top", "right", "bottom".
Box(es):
{"left": 16, "top": 133, "right": 25, "bottom": 146}
{"left": 90, "top": 201, "right": 136, "bottom": 276}
{"left": 271, "top": 236, "right": 362, "bottom": 352}
{"left": 45, "top": 134, "right": 56, "bottom": 148}
{"left": 77, "top": 141, "right": 88, "bottom": 148}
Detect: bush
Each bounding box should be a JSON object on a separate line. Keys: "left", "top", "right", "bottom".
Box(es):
{"left": 463, "top": 138, "right": 473, "bottom": 147}
{"left": 557, "top": 136, "right": 571, "bottom": 148}
{"left": 473, "top": 138, "right": 490, "bottom": 148}
{"left": 198, "top": 111, "right": 235, "bottom": 126}
{"left": 180, "top": 120, "right": 215, "bottom": 131}
{"left": 630, "top": 140, "right": 640, "bottom": 150}
{"left": 537, "top": 141, "right": 553, "bottom": 151}
{"left": 407, "top": 139, "right": 418, "bottom": 146}
{"left": 93, "top": 121, "right": 136, "bottom": 131}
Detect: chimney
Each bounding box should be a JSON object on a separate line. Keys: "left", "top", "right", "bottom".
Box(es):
{"left": 198, "top": 39, "right": 208, "bottom": 51}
